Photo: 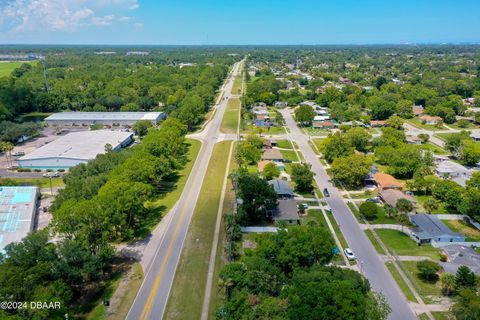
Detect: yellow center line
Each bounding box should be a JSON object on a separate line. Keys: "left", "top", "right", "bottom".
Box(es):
{"left": 140, "top": 147, "right": 208, "bottom": 320}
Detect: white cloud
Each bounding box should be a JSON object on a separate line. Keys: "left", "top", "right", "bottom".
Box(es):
{"left": 134, "top": 22, "right": 143, "bottom": 28}
{"left": 0, "top": 0, "right": 141, "bottom": 32}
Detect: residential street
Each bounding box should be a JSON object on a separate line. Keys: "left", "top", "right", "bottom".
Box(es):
{"left": 126, "top": 61, "right": 243, "bottom": 320}
{"left": 280, "top": 109, "right": 417, "bottom": 320}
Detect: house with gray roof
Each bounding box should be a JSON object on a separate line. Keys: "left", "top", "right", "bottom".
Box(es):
{"left": 441, "top": 244, "right": 480, "bottom": 275}
{"left": 268, "top": 179, "right": 294, "bottom": 199}
{"left": 272, "top": 199, "right": 300, "bottom": 225}
{"left": 410, "top": 214, "right": 465, "bottom": 244}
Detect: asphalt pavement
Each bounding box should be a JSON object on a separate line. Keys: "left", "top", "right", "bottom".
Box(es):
{"left": 126, "top": 61, "right": 242, "bottom": 320}
{"left": 281, "top": 109, "right": 417, "bottom": 320}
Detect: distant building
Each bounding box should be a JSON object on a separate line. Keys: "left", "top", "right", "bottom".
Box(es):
{"left": 406, "top": 135, "right": 422, "bottom": 145}
{"left": 370, "top": 120, "right": 388, "bottom": 128}
{"left": 45, "top": 112, "right": 165, "bottom": 126}
{"left": 312, "top": 120, "right": 334, "bottom": 129}
{"left": 274, "top": 101, "right": 288, "bottom": 108}
{"left": 261, "top": 149, "right": 283, "bottom": 162}
{"left": 410, "top": 214, "right": 465, "bottom": 244}
{"left": 314, "top": 115, "right": 330, "bottom": 122}
{"left": 412, "top": 105, "right": 424, "bottom": 116}
{"left": 435, "top": 160, "right": 471, "bottom": 187}
{"left": 268, "top": 179, "right": 294, "bottom": 199}
{"left": 441, "top": 244, "right": 480, "bottom": 275}
{"left": 419, "top": 115, "right": 442, "bottom": 125}
{"left": 379, "top": 189, "right": 416, "bottom": 209}
{"left": 126, "top": 51, "right": 149, "bottom": 56}
{"left": 0, "top": 186, "right": 39, "bottom": 252}
{"left": 18, "top": 130, "right": 133, "bottom": 170}
{"left": 470, "top": 131, "right": 480, "bottom": 142}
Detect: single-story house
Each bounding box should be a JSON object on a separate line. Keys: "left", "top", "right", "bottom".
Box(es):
{"left": 419, "top": 115, "right": 442, "bottom": 125}
{"left": 255, "top": 114, "right": 270, "bottom": 121}
{"left": 406, "top": 135, "right": 422, "bottom": 145}
{"left": 271, "top": 199, "right": 300, "bottom": 225}
{"left": 262, "top": 149, "right": 283, "bottom": 162}
{"left": 268, "top": 179, "right": 294, "bottom": 199}
{"left": 253, "top": 120, "right": 273, "bottom": 127}
{"left": 441, "top": 244, "right": 480, "bottom": 275}
{"left": 462, "top": 98, "right": 475, "bottom": 106}
{"left": 470, "top": 131, "right": 480, "bottom": 142}
{"left": 275, "top": 101, "right": 288, "bottom": 108}
{"left": 370, "top": 120, "right": 388, "bottom": 128}
{"left": 379, "top": 189, "right": 416, "bottom": 209}
{"left": 410, "top": 214, "right": 465, "bottom": 244}
{"left": 263, "top": 139, "right": 273, "bottom": 149}
{"left": 314, "top": 115, "right": 330, "bottom": 122}
{"left": 412, "top": 105, "right": 424, "bottom": 116}
{"left": 316, "top": 108, "right": 329, "bottom": 116}
{"left": 372, "top": 172, "right": 404, "bottom": 191}
{"left": 436, "top": 160, "right": 469, "bottom": 178}
{"left": 312, "top": 120, "right": 335, "bottom": 129}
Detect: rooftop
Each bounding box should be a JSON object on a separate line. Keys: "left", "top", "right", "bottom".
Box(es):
{"left": 0, "top": 186, "right": 38, "bottom": 252}
{"left": 379, "top": 189, "right": 416, "bottom": 208}
{"left": 441, "top": 244, "right": 480, "bottom": 274}
{"left": 45, "top": 112, "right": 163, "bottom": 122}
{"left": 262, "top": 148, "right": 283, "bottom": 161}
{"left": 373, "top": 172, "right": 404, "bottom": 190}
{"left": 273, "top": 199, "right": 300, "bottom": 221}
{"left": 436, "top": 160, "right": 469, "bottom": 174}
{"left": 411, "top": 214, "right": 464, "bottom": 239}
{"left": 19, "top": 130, "right": 133, "bottom": 161}
{"left": 268, "top": 179, "right": 294, "bottom": 197}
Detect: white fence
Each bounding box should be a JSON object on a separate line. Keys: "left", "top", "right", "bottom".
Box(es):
{"left": 431, "top": 241, "right": 480, "bottom": 248}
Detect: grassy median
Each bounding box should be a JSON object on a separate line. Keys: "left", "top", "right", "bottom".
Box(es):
{"left": 220, "top": 99, "right": 240, "bottom": 134}
{"left": 165, "top": 141, "right": 232, "bottom": 320}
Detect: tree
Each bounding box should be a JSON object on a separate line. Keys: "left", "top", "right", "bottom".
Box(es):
{"left": 452, "top": 289, "right": 480, "bottom": 320}
{"left": 386, "top": 115, "right": 404, "bottom": 129}
{"left": 416, "top": 260, "right": 440, "bottom": 282}
{"left": 263, "top": 162, "right": 280, "bottom": 180}
{"left": 466, "top": 171, "right": 480, "bottom": 189}
{"left": 322, "top": 132, "right": 354, "bottom": 163}
{"left": 440, "top": 273, "right": 456, "bottom": 296}
{"left": 423, "top": 198, "right": 439, "bottom": 214}
{"left": 459, "top": 139, "right": 480, "bottom": 166}
{"left": 418, "top": 133, "right": 430, "bottom": 143}
{"left": 291, "top": 163, "right": 314, "bottom": 193}
{"left": 396, "top": 198, "right": 414, "bottom": 214}
{"left": 132, "top": 120, "right": 154, "bottom": 138}
{"left": 359, "top": 202, "right": 379, "bottom": 221}
{"left": 345, "top": 127, "right": 371, "bottom": 152}
{"left": 294, "top": 105, "right": 315, "bottom": 126}
{"left": 444, "top": 131, "right": 470, "bottom": 157}
{"left": 330, "top": 154, "right": 372, "bottom": 188}
{"left": 396, "top": 213, "right": 410, "bottom": 233}
{"left": 455, "top": 265, "right": 476, "bottom": 290}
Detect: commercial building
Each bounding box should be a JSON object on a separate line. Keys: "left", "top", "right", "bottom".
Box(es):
{"left": 18, "top": 130, "right": 133, "bottom": 170}
{"left": 0, "top": 186, "right": 39, "bottom": 252}
{"left": 45, "top": 112, "right": 165, "bottom": 126}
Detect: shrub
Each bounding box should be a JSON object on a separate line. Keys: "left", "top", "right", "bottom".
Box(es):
{"left": 416, "top": 260, "right": 440, "bottom": 282}
{"left": 34, "top": 169, "right": 41, "bottom": 172}
{"left": 58, "top": 169, "right": 65, "bottom": 172}
{"left": 359, "top": 201, "right": 379, "bottom": 220}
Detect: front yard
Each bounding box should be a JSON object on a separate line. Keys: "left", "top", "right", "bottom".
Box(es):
{"left": 374, "top": 229, "right": 442, "bottom": 260}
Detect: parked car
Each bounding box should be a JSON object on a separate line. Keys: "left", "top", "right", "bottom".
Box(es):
{"left": 344, "top": 248, "right": 356, "bottom": 260}
{"left": 297, "top": 203, "right": 309, "bottom": 210}
{"left": 43, "top": 172, "right": 60, "bottom": 178}
{"left": 12, "top": 151, "right": 25, "bottom": 157}
{"left": 366, "top": 197, "right": 381, "bottom": 204}
{"left": 323, "top": 188, "right": 330, "bottom": 197}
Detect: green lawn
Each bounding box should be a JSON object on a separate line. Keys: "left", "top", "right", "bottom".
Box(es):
{"left": 303, "top": 127, "right": 330, "bottom": 136}
{"left": 375, "top": 229, "right": 442, "bottom": 260}
{"left": 329, "top": 214, "right": 349, "bottom": 250}
{"left": 302, "top": 209, "right": 329, "bottom": 229}
{"left": 280, "top": 149, "right": 299, "bottom": 162}
{"left": 231, "top": 75, "right": 243, "bottom": 95}
{"left": 401, "top": 261, "right": 442, "bottom": 304}
{"left": 442, "top": 219, "right": 480, "bottom": 242}
{"left": 368, "top": 206, "right": 398, "bottom": 225}
{"left": 433, "top": 132, "right": 457, "bottom": 141}
{"left": 0, "top": 61, "right": 36, "bottom": 77}
{"left": 241, "top": 125, "right": 286, "bottom": 135}
{"left": 447, "top": 122, "right": 478, "bottom": 130}
{"left": 17, "top": 112, "right": 53, "bottom": 122}
{"left": 420, "top": 142, "right": 450, "bottom": 155}
{"left": 347, "top": 202, "right": 362, "bottom": 223}
{"left": 406, "top": 118, "right": 446, "bottom": 131}
{"left": 275, "top": 139, "right": 293, "bottom": 149}
{"left": 0, "top": 177, "right": 64, "bottom": 189}
{"left": 220, "top": 98, "right": 240, "bottom": 134}
{"left": 165, "top": 141, "right": 232, "bottom": 320}
{"left": 385, "top": 261, "right": 417, "bottom": 302}
{"left": 431, "top": 312, "right": 455, "bottom": 320}
{"left": 365, "top": 230, "right": 387, "bottom": 255}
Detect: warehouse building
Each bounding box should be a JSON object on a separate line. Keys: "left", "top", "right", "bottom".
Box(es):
{"left": 0, "top": 186, "right": 39, "bottom": 252}
{"left": 18, "top": 130, "right": 133, "bottom": 170}
{"left": 45, "top": 112, "right": 165, "bottom": 126}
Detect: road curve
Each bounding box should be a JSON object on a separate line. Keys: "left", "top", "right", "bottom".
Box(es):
{"left": 281, "top": 109, "right": 417, "bottom": 320}
{"left": 127, "top": 61, "right": 243, "bottom": 320}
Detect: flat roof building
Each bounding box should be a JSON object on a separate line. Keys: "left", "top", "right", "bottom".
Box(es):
{"left": 18, "top": 130, "right": 133, "bottom": 170}
{"left": 0, "top": 186, "right": 38, "bottom": 252}
{"left": 45, "top": 112, "right": 165, "bottom": 126}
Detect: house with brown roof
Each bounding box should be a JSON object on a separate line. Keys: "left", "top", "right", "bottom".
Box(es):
{"left": 379, "top": 189, "right": 416, "bottom": 209}
{"left": 312, "top": 120, "right": 334, "bottom": 129}
{"left": 261, "top": 148, "right": 283, "bottom": 162}
{"left": 412, "top": 105, "right": 424, "bottom": 116}
{"left": 406, "top": 135, "right": 422, "bottom": 145}
{"left": 370, "top": 120, "right": 388, "bottom": 127}
{"left": 419, "top": 115, "right": 442, "bottom": 125}
{"left": 372, "top": 172, "right": 404, "bottom": 191}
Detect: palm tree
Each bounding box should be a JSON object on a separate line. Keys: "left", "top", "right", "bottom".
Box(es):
{"left": 424, "top": 198, "right": 439, "bottom": 214}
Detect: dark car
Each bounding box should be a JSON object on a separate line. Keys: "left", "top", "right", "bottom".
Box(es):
{"left": 323, "top": 188, "right": 330, "bottom": 197}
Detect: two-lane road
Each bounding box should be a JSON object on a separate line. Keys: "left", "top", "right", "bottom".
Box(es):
{"left": 127, "top": 61, "right": 243, "bottom": 320}
{"left": 281, "top": 109, "right": 417, "bottom": 320}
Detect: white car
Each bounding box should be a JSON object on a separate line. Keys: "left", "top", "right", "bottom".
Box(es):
{"left": 344, "top": 248, "right": 356, "bottom": 260}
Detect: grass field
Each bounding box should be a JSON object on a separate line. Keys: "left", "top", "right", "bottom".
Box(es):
{"left": 433, "top": 132, "right": 458, "bottom": 141}
{"left": 280, "top": 149, "right": 299, "bottom": 162}
{"left": 165, "top": 141, "right": 232, "bottom": 320}
{"left": 431, "top": 312, "right": 455, "bottom": 320}
{"left": 275, "top": 139, "right": 293, "bottom": 149}
{"left": 421, "top": 142, "right": 450, "bottom": 155}
{"left": 416, "top": 195, "right": 449, "bottom": 214}
{"left": 220, "top": 98, "right": 240, "bottom": 133}
{"left": 406, "top": 118, "right": 446, "bottom": 131}
{"left": 0, "top": 177, "right": 64, "bottom": 189}
{"left": 375, "top": 229, "right": 441, "bottom": 260}
{"left": 231, "top": 74, "right": 243, "bottom": 94}
{"left": 401, "top": 260, "right": 442, "bottom": 304}
{"left": 442, "top": 219, "right": 480, "bottom": 241}
{"left": 365, "top": 230, "right": 387, "bottom": 255}
{"left": 385, "top": 261, "right": 417, "bottom": 302}
{"left": 0, "top": 61, "right": 35, "bottom": 77}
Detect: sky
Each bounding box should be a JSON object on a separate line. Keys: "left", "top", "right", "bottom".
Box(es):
{"left": 0, "top": 0, "right": 479, "bottom": 45}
